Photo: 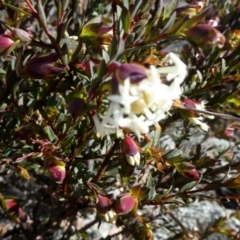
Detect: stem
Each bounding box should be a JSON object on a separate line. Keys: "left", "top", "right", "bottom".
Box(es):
{"left": 94, "top": 139, "right": 120, "bottom": 182}
{"left": 162, "top": 204, "right": 192, "bottom": 238}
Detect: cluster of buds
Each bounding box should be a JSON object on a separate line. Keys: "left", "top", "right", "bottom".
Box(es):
{"left": 123, "top": 135, "right": 141, "bottom": 166}
{"left": 93, "top": 52, "right": 187, "bottom": 138}
{"left": 0, "top": 27, "right": 32, "bottom": 56}
{"left": 95, "top": 194, "right": 117, "bottom": 223}
{"left": 90, "top": 180, "right": 137, "bottom": 224}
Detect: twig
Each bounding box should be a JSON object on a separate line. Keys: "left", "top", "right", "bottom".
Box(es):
{"left": 94, "top": 139, "right": 120, "bottom": 182}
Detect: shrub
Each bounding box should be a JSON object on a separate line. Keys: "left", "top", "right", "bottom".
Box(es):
{"left": 1, "top": 0, "right": 240, "bottom": 239}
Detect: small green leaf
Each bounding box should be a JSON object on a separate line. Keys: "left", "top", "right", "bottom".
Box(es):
{"left": 44, "top": 126, "right": 58, "bottom": 142}
{"left": 180, "top": 181, "right": 197, "bottom": 193}
{"left": 146, "top": 174, "right": 156, "bottom": 199}
{"left": 60, "top": 130, "right": 76, "bottom": 148}
{"left": 37, "top": 0, "right": 47, "bottom": 27}
{"left": 121, "top": 7, "right": 131, "bottom": 34}
{"left": 0, "top": 68, "right": 6, "bottom": 75}
{"left": 163, "top": 0, "right": 178, "bottom": 20}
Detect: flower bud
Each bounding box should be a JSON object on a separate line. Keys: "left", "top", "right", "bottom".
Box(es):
{"left": 25, "top": 53, "right": 66, "bottom": 79}
{"left": 0, "top": 35, "right": 14, "bottom": 52}
{"left": 113, "top": 193, "right": 136, "bottom": 215}
{"left": 0, "top": 197, "right": 26, "bottom": 222}
{"left": 13, "top": 28, "right": 31, "bottom": 42}
{"left": 47, "top": 160, "right": 66, "bottom": 184}
{"left": 67, "top": 98, "right": 85, "bottom": 118}
{"left": 96, "top": 194, "right": 112, "bottom": 214}
{"left": 114, "top": 63, "right": 147, "bottom": 84}
{"left": 123, "top": 135, "right": 140, "bottom": 166}
{"left": 174, "top": 162, "right": 201, "bottom": 180}
{"left": 185, "top": 24, "right": 226, "bottom": 48}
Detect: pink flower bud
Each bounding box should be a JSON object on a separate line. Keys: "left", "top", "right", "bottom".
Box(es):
{"left": 1, "top": 198, "right": 26, "bottom": 222}
{"left": 123, "top": 135, "right": 140, "bottom": 166}
{"left": 175, "top": 162, "right": 201, "bottom": 180}
{"left": 113, "top": 193, "right": 136, "bottom": 215}
{"left": 25, "top": 53, "right": 66, "bottom": 79}
{"left": 114, "top": 63, "right": 147, "bottom": 84}
{"left": 186, "top": 24, "right": 226, "bottom": 48}
{"left": 47, "top": 160, "right": 66, "bottom": 184}
{"left": 0, "top": 35, "right": 14, "bottom": 52}
{"left": 96, "top": 194, "right": 112, "bottom": 214}
{"left": 13, "top": 28, "right": 32, "bottom": 42}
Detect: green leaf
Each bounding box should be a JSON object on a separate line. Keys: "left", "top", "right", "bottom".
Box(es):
{"left": 60, "top": 130, "right": 76, "bottom": 148}
{"left": 146, "top": 173, "right": 156, "bottom": 199}
{"left": 0, "top": 68, "right": 6, "bottom": 75}
{"left": 163, "top": 0, "right": 178, "bottom": 20}
{"left": 180, "top": 181, "right": 197, "bottom": 193}
{"left": 121, "top": 6, "right": 131, "bottom": 34}
{"left": 109, "top": 37, "right": 125, "bottom": 62}
{"left": 161, "top": 11, "right": 177, "bottom": 34}
{"left": 37, "top": 0, "right": 47, "bottom": 27}
{"left": 163, "top": 149, "right": 183, "bottom": 165}
{"left": 43, "top": 126, "right": 58, "bottom": 142}
{"left": 3, "top": 3, "right": 31, "bottom": 16}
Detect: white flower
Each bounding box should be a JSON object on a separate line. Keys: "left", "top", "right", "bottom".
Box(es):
{"left": 182, "top": 99, "right": 214, "bottom": 131}
{"left": 102, "top": 209, "right": 118, "bottom": 224}
{"left": 93, "top": 52, "right": 187, "bottom": 137}
{"left": 189, "top": 117, "right": 210, "bottom": 131}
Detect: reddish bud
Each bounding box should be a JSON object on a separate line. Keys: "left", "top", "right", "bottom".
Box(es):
{"left": 47, "top": 160, "right": 66, "bottom": 184}
{"left": 67, "top": 98, "right": 85, "bottom": 118}
{"left": 186, "top": 24, "right": 226, "bottom": 48}
{"left": 1, "top": 198, "right": 26, "bottom": 222}
{"left": 175, "top": 162, "right": 201, "bottom": 180}
{"left": 0, "top": 35, "right": 14, "bottom": 52}
{"left": 114, "top": 63, "right": 147, "bottom": 84}
{"left": 96, "top": 194, "right": 112, "bottom": 214}
{"left": 25, "top": 53, "right": 66, "bottom": 79}
{"left": 123, "top": 135, "right": 140, "bottom": 166}
{"left": 113, "top": 193, "right": 136, "bottom": 215}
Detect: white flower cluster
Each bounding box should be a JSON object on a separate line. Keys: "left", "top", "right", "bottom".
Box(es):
{"left": 93, "top": 53, "right": 187, "bottom": 137}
